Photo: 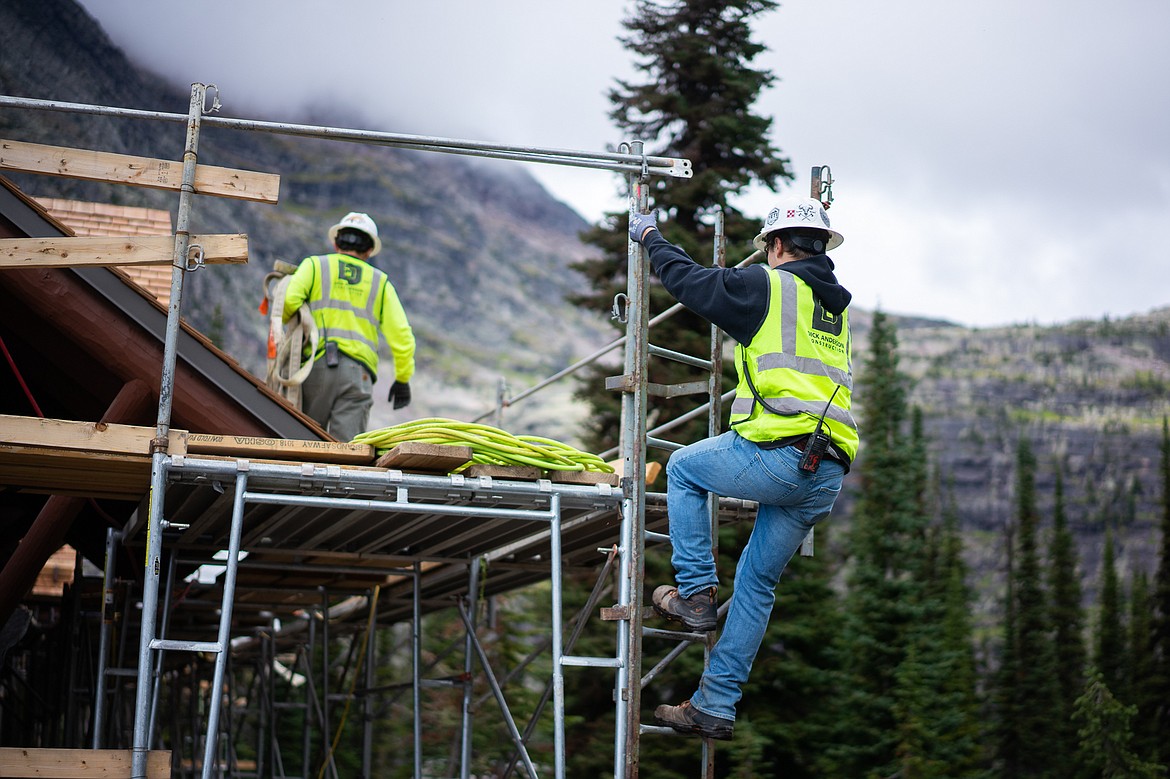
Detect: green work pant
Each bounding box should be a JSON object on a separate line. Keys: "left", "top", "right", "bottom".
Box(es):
{"left": 300, "top": 352, "right": 374, "bottom": 443}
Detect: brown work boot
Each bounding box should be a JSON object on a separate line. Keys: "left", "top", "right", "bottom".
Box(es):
{"left": 651, "top": 585, "right": 718, "bottom": 632}
{"left": 654, "top": 699, "right": 734, "bottom": 741}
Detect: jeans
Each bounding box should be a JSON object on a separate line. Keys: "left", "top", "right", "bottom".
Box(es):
{"left": 663, "top": 430, "right": 844, "bottom": 721}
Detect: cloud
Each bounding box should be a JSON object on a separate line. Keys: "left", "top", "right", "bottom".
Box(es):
{"left": 75, "top": 0, "right": 1170, "bottom": 327}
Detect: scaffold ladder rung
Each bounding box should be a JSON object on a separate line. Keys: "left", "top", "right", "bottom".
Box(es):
{"left": 150, "top": 638, "right": 223, "bottom": 653}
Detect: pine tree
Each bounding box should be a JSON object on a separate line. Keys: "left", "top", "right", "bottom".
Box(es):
{"left": 739, "top": 527, "right": 846, "bottom": 778}
{"left": 1128, "top": 570, "right": 1162, "bottom": 766}
{"left": 571, "top": 0, "right": 792, "bottom": 453}
{"left": 935, "top": 486, "right": 986, "bottom": 773}
{"left": 827, "top": 310, "right": 916, "bottom": 775}
{"left": 1049, "top": 464, "right": 1087, "bottom": 774}
{"left": 1152, "top": 416, "right": 1170, "bottom": 764}
{"left": 824, "top": 310, "right": 981, "bottom": 776}
{"left": 1072, "top": 671, "right": 1165, "bottom": 779}
{"left": 892, "top": 479, "right": 985, "bottom": 778}
{"left": 995, "top": 531, "right": 1022, "bottom": 775}
{"left": 999, "top": 437, "right": 1062, "bottom": 778}
{"left": 1096, "top": 529, "right": 1127, "bottom": 700}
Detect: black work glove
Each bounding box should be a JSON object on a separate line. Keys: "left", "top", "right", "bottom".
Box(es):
{"left": 388, "top": 381, "right": 411, "bottom": 410}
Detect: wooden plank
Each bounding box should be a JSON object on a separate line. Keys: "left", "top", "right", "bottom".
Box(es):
{"left": 548, "top": 469, "right": 621, "bottom": 487}
{"left": 0, "top": 234, "right": 248, "bottom": 269}
{"left": 0, "top": 417, "right": 186, "bottom": 499}
{"left": 0, "top": 415, "right": 187, "bottom": 455}
{"left": 375, "top": 441, "right": 473, "bottom": 473}
{"left": 0, "top": 445, "right": 154, "bottom": 500}
{"left": 0, "top": 747, "right": 170, "bottom": 778}
{"left": 0, "top": 138, "right": 280, "bottom": 203}
{"left": 187, "top": 432, "right": 374, "bottom": 464}
{"left": 462, "top": 464, "right": 543, "bottom": 481}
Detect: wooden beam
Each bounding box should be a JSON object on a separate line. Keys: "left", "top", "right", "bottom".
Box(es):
{"left": 187, "top": 432, "right": 374, "bottom": 465}
{"left": 0, "top": 748, "right": 170, "bottom": 778}
{"left": 0, "top": 234, "right": 248, "bottom": 269}
{"left": 0, "top": 138, "right": 279, "bottom": 203}
{"left": 0, "top": 444, "right": 155, "bottom": 500}
{"left": 0, "top": 416, "right": 187, "bottom": 500}
{"left": 374, "top": 441, "right": 472, "bottom": 472}
{"left": 0, "top": 414, "right": 187, "bottom": 455}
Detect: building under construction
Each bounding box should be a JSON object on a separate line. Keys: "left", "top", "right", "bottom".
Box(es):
{"left": 0, "top": 84, "right": 837, "bottom": 778}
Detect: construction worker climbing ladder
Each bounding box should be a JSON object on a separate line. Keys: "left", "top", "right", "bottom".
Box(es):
{"left": 276, "top": 211, "right": 416, "bottom": 443}
{"left": 629, "top": 192, "right": 858, "bottom": 741}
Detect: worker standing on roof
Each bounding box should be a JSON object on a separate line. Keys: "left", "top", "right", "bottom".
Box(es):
{"left": 283, "top": 212, "right": 415, "bottom": 443}
{"left": 628, "top": 197, "right": 859, "bottom": 741}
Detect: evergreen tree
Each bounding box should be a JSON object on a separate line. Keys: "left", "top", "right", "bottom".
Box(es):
{"left": 1096, "top": 530, "right": 1126, "bottom": 700}
{"left": 908, "top": 406, "right": 930, "bottom": 517}
{"left": 1049, "top": 464, "right": 1087, "bottom": 774}
{"left": 893, "top": 481, "right": 985, "bottom": 778}
{"left": 825, "top": 311, "right": 977, "bottom": 776}
{"left": 935, "top": 487, "right": 986, "bottom": 773}
{"left": 1072, "top": 671, "right": 1165, "bottom": 779}
{"left": 999, "top": 437, "right": 1062, "bottom": 778}
{"left": 827, "top": 310, "right": 916, "bottom": 775}
{"left": 995, "top": 527, "right": 1022, "bottom": 775}
{"left": 567, "top": 3, "right": 842, "bottom": 773}
{"left": 571, "top": 0, "right": 792, "bottom": 454}
{"left": 1128, "top": 570, "right": 1161, "bottom": 765}
{"left": 1153, "top": 416, "right": 1170, "bottom": 764}
{"left": 739, "top": 527, "right": 846, "bottom": 779}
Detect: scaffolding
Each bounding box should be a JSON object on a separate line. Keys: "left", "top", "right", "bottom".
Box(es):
{"left": 0, "top": 83, "right": 771, "bottom": 778}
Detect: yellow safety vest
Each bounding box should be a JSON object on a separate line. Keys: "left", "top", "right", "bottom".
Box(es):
{"left": 729, "top": 266, "right": 860, "bottom": 462}
{"left": 294, "top": 253, "right": 389, "bottom": 378}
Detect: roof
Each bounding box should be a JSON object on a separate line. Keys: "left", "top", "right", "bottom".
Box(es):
{"left": 0, "top": 176, "right": 323, "bottom": 440}
{"left": 0, "top": 174, "right": 328, "bottom": 589}
{"left": 34, "top": 196, "right": 174, "bottom": 304}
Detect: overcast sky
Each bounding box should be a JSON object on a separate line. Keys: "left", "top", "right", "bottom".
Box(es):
{"left": 74, "top": 0, "right": 1170, "bottom": 328}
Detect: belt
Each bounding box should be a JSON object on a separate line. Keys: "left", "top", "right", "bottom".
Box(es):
{"left": 786, "top": 433, "right": 850, "bottom": 471}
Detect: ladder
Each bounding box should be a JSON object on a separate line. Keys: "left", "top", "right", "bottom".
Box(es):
{"left": 596, "top": 142, "right": 728, "bottom": 778}
{"left": 605, "top": 161, "right": 835, "bottom": 778}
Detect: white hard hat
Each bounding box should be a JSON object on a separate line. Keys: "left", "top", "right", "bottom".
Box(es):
{"left": 328, "top": 212, "right": 382, "bottom": 257}
{"left": 752, "top": 197, "right": 843, "bottom": 253}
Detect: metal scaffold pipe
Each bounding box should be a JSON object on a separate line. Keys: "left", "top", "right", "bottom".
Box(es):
{"left": 0, "top": 94, "right": 693, "bottom": 178}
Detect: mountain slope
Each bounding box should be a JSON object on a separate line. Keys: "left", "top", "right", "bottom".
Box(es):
{"left": 849, "top": 307, "right": 1170, "bottom": 615}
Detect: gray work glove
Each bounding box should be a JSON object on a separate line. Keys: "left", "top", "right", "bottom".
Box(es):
{"left": 388, "top": 381, "right": 411, "bottom": 410}
{"left": 629, "top": 210, "right": 658, "bottom": 243}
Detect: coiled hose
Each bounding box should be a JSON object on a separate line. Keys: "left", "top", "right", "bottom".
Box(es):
{"left": 353, "top": 418, "right": 614, "bottom": 473}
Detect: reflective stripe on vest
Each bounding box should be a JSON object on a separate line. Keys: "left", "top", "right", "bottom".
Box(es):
{"left": 306, "top": 254, "right": 386, "bottom": 371}
{"left": 729, "top": 267, "right": 859, "bottom": 460}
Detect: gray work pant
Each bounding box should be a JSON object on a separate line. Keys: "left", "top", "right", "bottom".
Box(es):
{"left": 300, "top": 354, "right": 374, "bottom": 443}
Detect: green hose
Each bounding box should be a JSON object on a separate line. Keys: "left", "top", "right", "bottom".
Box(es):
{"left": 353, "top": 418, "right": 614, "bottom": 473}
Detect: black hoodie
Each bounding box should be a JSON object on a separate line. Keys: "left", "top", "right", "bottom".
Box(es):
{"left": 641, "top": 230, "right": 852, "bottom": 346}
